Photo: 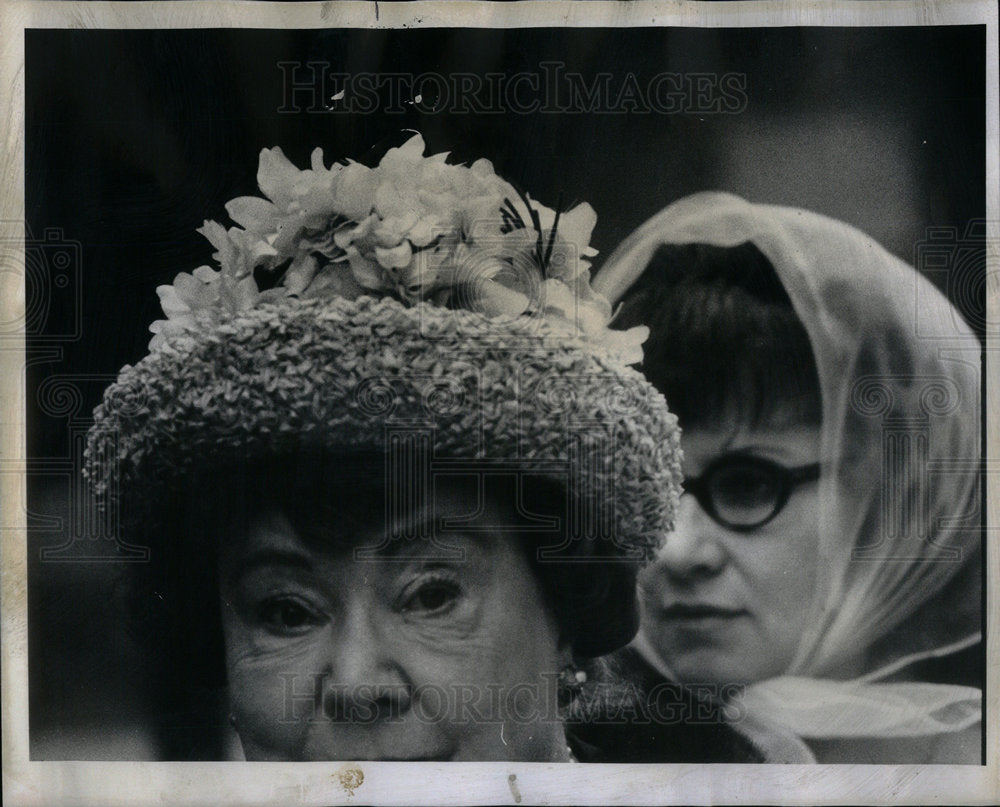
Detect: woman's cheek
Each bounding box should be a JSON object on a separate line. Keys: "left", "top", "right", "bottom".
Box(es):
{"left": 396, "top": 612, "right": 480, "bottom": 647}
{"left": 225, "top": 629, "right": 326, "bottom": 759}
{"left": 637, "top": 564, "right": 667, "bottom": 607}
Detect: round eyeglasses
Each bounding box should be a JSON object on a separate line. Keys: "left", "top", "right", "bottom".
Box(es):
{"left": 681, "top": 455, "right": 822, "bottom": 532}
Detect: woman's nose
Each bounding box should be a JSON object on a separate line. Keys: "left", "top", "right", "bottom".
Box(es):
{"left": 654, "top": 493, "right": 728, "bottom": 581}
{"left": 323, "top": 607, "right": 412, "bottom": 722}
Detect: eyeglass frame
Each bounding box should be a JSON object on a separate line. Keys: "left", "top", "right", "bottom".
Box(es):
{"left": 681, "top": 454, "right": 822, "bottom": 532}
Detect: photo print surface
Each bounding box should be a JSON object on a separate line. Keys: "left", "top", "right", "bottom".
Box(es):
{"left": 20, "top": 16, "right": 988, "bottom": 776}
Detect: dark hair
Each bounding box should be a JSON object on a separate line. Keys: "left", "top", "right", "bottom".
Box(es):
{"left": 126, "top": 450, "right": 641, "bottom": 758}
{"left": 612, "top": 241, "right": 821, "bottom": 429}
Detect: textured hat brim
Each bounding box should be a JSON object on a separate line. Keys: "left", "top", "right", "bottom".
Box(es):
{"left": 85, "top": 295, "right": 681, "bottom": 563}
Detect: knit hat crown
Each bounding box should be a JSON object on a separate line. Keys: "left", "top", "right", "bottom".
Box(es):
{"left": 84, "top": 136, "right": 683, "bottom": 656}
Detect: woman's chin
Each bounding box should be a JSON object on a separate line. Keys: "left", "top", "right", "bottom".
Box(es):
{"left": 642, "top": 627, "right": 745, "bottom": 686}
{"left": 661, "top": 645, "right": 786, "bottom": 689}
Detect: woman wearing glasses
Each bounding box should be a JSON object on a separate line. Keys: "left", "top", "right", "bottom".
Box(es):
{"left": 84, "top": 139, "right": 769, "bottom": 763}
{"left": 591, "top": 192, "right": 982, "bottom": 763}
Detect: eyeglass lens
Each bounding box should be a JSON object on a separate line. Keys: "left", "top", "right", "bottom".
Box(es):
{"left": 708, "top": 462, "right": 782, "bottom": 526}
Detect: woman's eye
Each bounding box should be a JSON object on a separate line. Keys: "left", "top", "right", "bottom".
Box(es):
{"left": 257, "top": 598, "right": 319, "bottom": 634}
{"left": 718, "top": 473, "right": 773, "bottom": 505}
{"left": 402, "top": 580, "right": 460, "bottom": 615}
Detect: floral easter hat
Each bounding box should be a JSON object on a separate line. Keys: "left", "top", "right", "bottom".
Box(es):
{"left": 84, "top": 134, "right": 683, "bottom": 656}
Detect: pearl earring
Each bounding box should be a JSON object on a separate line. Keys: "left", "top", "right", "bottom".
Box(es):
{"left": 557, "top": 664, "right": 588, "bottom": 706}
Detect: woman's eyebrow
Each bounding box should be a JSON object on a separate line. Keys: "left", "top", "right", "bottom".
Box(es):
{"left": 372, "top": 506, "right": 466, "bottom": 560}
{"left": 374, "top": 531, "right": 482, "bottom": 565}
{"left": 227, "top": 548, "right": 315, "bottom": 585}
{"left": 375, "top": 538, "right": 467, "bottom": 563}
{"left": 725, "top": 445, "right": 816, "bottom": 463}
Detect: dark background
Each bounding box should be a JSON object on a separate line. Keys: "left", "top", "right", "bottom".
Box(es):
{"left": 24, "top": 26, "right": 986, "bottom": 758}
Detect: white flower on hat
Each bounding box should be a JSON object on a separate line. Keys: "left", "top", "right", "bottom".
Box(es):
{"left": 148, "top": 133, "right": 648, "bottom": 364}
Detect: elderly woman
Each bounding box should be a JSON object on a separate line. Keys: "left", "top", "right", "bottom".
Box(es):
{"left": 85, "top": 139, "right": 761, "bottom": 762}
{"left": 594, "top": 192, "right": 983, "bottom": 763}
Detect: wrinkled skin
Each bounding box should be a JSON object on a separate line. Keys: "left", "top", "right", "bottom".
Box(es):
{"left": 219, "top": 487, "right": 573, "bottom": 761}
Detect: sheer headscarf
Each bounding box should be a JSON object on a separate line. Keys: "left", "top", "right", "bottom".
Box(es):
{"left": 594, "top": 192, "right": 981, "bottom": 748}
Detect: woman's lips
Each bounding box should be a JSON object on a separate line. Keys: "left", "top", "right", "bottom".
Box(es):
{"left": 659, "top": 603, "right": 746, "bottom": 620}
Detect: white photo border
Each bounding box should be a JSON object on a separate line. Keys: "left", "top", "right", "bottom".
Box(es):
{"left": 1, "top": 2, "right": 997, "bottom": 805}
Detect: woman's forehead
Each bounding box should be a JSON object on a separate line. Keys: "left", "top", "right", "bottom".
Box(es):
{"left": 220, "top": 493, "right": 508, "bottom": 563}
{"left": 680, "top": 419, "right": 822, "bottom": 466}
